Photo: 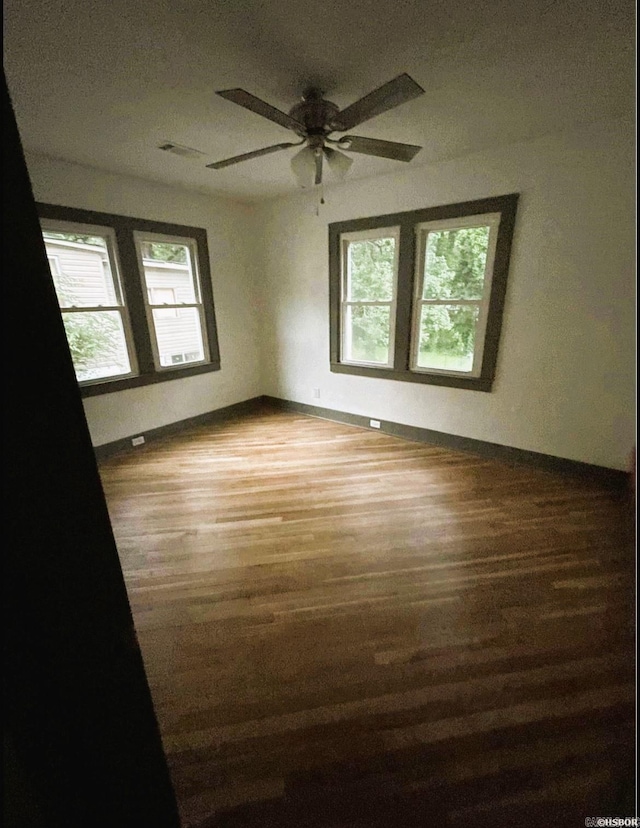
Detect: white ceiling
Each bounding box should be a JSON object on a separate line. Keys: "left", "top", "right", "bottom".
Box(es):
{"left": 3, "top": 0, "right": 634, "bottom": 202}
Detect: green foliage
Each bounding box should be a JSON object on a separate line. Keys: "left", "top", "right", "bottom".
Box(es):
{"left": 423, "top": 227, "right": 488, "bottom": 300}
{"left": 62, "top": 312, "right": 123, "bottom": 375}
{"left": 349, "top": 306, "right": 390, "bottom": 361}
{"left": 344, "top": 226, "right": 490, "bottom": 366}
{"left": 420, "top": 227, "right": 489, "bottom": 358}
{"left": 43, "top": 232, "right": 105, "bottom": 247}
{"left": 51, "top": 259, "right": 124, "bottom": 375}
{"left": 418, "top": 305, "right": 479, "bottom": 360}
{"left": 348, "top": 238, "right": 395, "bottom": 301}
{"left": 347, "top": 238, "right": 394, "bottom": 359}
{"left": 140, "top": 241, "right": 187, "bottom": 264}
{"left": 420, "top": 227, "right": 489, "bottom": 356}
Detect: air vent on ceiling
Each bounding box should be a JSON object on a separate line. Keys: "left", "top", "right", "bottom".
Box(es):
{"left": 158, "top": 142, "right": 205, "bottom": 159}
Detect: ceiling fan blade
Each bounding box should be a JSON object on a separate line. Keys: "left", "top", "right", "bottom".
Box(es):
{"left": 206, "top": 142, "right": 297, "bottom": 169}
{"left": 315, "top": 151, "right": 323, "bottom": 186}
{"left": 216, "top": 89, "right": 305, "bottom": 132}
{"left": 331, "top": 74, "right": 424, "bottom": 132}
{"left": 338, "top": 135, "right": 422, "bottom": 162}
{"left": 323, "top": 147, "right": 353, "bottom": 179}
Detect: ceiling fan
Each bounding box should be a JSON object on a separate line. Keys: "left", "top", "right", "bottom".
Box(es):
{"left": 206, "top": 73, "right": 425, "bottom": 187}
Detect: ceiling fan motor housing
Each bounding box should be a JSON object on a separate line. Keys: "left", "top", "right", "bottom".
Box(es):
{"left": 289, "top": 91, "right": 340, "bottom": 141}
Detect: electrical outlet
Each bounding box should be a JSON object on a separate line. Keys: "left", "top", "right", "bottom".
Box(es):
{"left": 313, "top": 388, "right": 321, "bottom": 399}
{"left": 369, "top": 419, "right": 381, "bottom": 429}
{"left": 131, "top": 435, "right": 145, "bottom": 446}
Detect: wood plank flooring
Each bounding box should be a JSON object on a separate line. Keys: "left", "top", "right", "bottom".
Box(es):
{"left": 98, "top": 408, "right": 636, "bottom": 827}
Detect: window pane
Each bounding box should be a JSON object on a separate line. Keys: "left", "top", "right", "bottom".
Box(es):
{"left": 152, "top": 307, "right": 205, "bottom": 367}
{"left": 43, "top": 231, "right": 119, "bottom": 307}
{"left": 149, "top": 287, "right": 176, "bottom": 305}
{"left": 346, "top": 237, "right": 396, "bottom": 301}
{"left": 422, "top": 226, "right": 490, "bottom": 300}
{"left": 344, "top": 305, "right": 391, "bottom": 364}
{"left": 148, "top": 288, "right": 178, "bottom": 318}
{"left": 140, "top": 241, "right": 197, "bottom": 303}
{"left": 62, "top": 311, "right": 132, "bottom": 382}
{"left": 416, "top": 304, "right": 479, "bottom": 372}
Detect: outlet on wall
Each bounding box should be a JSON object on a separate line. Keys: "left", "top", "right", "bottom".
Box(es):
{"left": 131, "top": 435, "right": 145, "bottom": 446}
{"left": 369, "top": 419, "right": 381, "bottom": 429}
{"left": 313, "top": 388, "right": 321, "bottom": 399}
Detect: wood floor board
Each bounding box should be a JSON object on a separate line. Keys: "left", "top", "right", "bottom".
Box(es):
{"left": 98, "top": 409, "right": 636, "bottom": 827}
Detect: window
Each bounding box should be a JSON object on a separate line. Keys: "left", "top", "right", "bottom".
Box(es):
{"left": 411, "top": 215, "right": 499, "bottom": 377}
{"left": 42, "top": 224, "right": 137, "bottom": 384}
{"left": 37, "top": 204, "right": 220, "bottom": 396}
{"left": 135, "top": 233, "right": 207, "bottom": 367}
{"left": 340, "top": 227, "right": 399, "bottom": 367}
{"left": 329, "top": 195, "right": 518, "bottom": 392}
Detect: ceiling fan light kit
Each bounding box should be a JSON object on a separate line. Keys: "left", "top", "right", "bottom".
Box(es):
{"left": 204, "top": 73, "right": 425, "bottom": 187}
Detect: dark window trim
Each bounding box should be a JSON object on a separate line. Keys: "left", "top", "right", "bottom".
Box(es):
{"left": 37, "top": 202, "right": 221, "bottom": 398}
{"left": 329, "top": 194, "right": 519, "bottom": 392}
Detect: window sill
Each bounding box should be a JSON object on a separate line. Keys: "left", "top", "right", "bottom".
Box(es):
{"left": 330, "top": 361, "right": 492, "bottom": 392}
{"left": 79, "top": 360, "right": 221, "bottom": 398}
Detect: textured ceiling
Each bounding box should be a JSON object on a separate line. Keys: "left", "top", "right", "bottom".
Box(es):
{"left": 3, "top": 0, "right": 634, "bottom": 202}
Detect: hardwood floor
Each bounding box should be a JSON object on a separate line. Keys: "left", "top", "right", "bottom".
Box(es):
{"left": 98, "top": 408, "right": 636, "bottom": 827}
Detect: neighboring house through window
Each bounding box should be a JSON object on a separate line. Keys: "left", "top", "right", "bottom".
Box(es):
{"left": 42, "top": 228, "right": 136, "bottom": 384}
{"left": 147, "top": 288, "right": 178, "bottom": 318}
{"left": 135, "top": 233, "right": 208, "bottom": 368}
{"left": 47, "top": 254, "right": 61, "bottom": 278}
{"left": 329, "top": 194, "right": 518, "bottom": 392}
{"left": 38, "top": 204, "right": 220, "bottom": 396}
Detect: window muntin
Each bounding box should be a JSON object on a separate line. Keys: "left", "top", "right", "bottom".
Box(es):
{"left": 41, "top": 222, "right": 137, "bottom": 384}
{"left": 134, "top": 232, "right": 209, "bottom": 371}
{"left": 340, "top": 227, "right": 399, "bottom": 366}
{"left": 410, "top": 214, "right": 500, "bottom": 377}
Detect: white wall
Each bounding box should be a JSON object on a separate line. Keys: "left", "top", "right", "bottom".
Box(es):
{"left": 255, "top": 117, "right": 636, "bottom": 470}
{"left": 25, "top": 152, "right": 261, "bottom": 446}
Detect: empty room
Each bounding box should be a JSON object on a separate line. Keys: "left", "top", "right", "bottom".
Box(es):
{"left": 4, "top": 0, "right": 636, "bottom": 825}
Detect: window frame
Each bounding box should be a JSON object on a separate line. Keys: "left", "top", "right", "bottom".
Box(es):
{"left": 41, "top": 218, "right": 139, "bottom": 384}
{"left": 37, "top": 203, "right": 221, "bottom": 397}
{"left": 339, "top": 225, "right": 400, "bottom": 369}
{"left": 329, "top": 194, "right": 519, "bottom": 392}
{"left": 133, "top": 230, "right": 210, "bottom": 371}
{"left": 410, "top": 212, "right": 501, "bottom": 379}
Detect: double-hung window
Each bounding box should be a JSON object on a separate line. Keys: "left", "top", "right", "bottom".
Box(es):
{"left": 41, "top": 222, "right": 137, "bottom": 384}
{"left": 330, "top": 195, "right": 518, "bottom": 392}
{"left": 411, "top": 214, "right": 500, "bottom": 377}
{"left": 134, "top": 232, "right": 208, "bottom": 369}
{"left": 37, "top": 204, "right": 221, "bottom": 396}
{"left": 340, "top": 227, "right": 399, "bottom": 367}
